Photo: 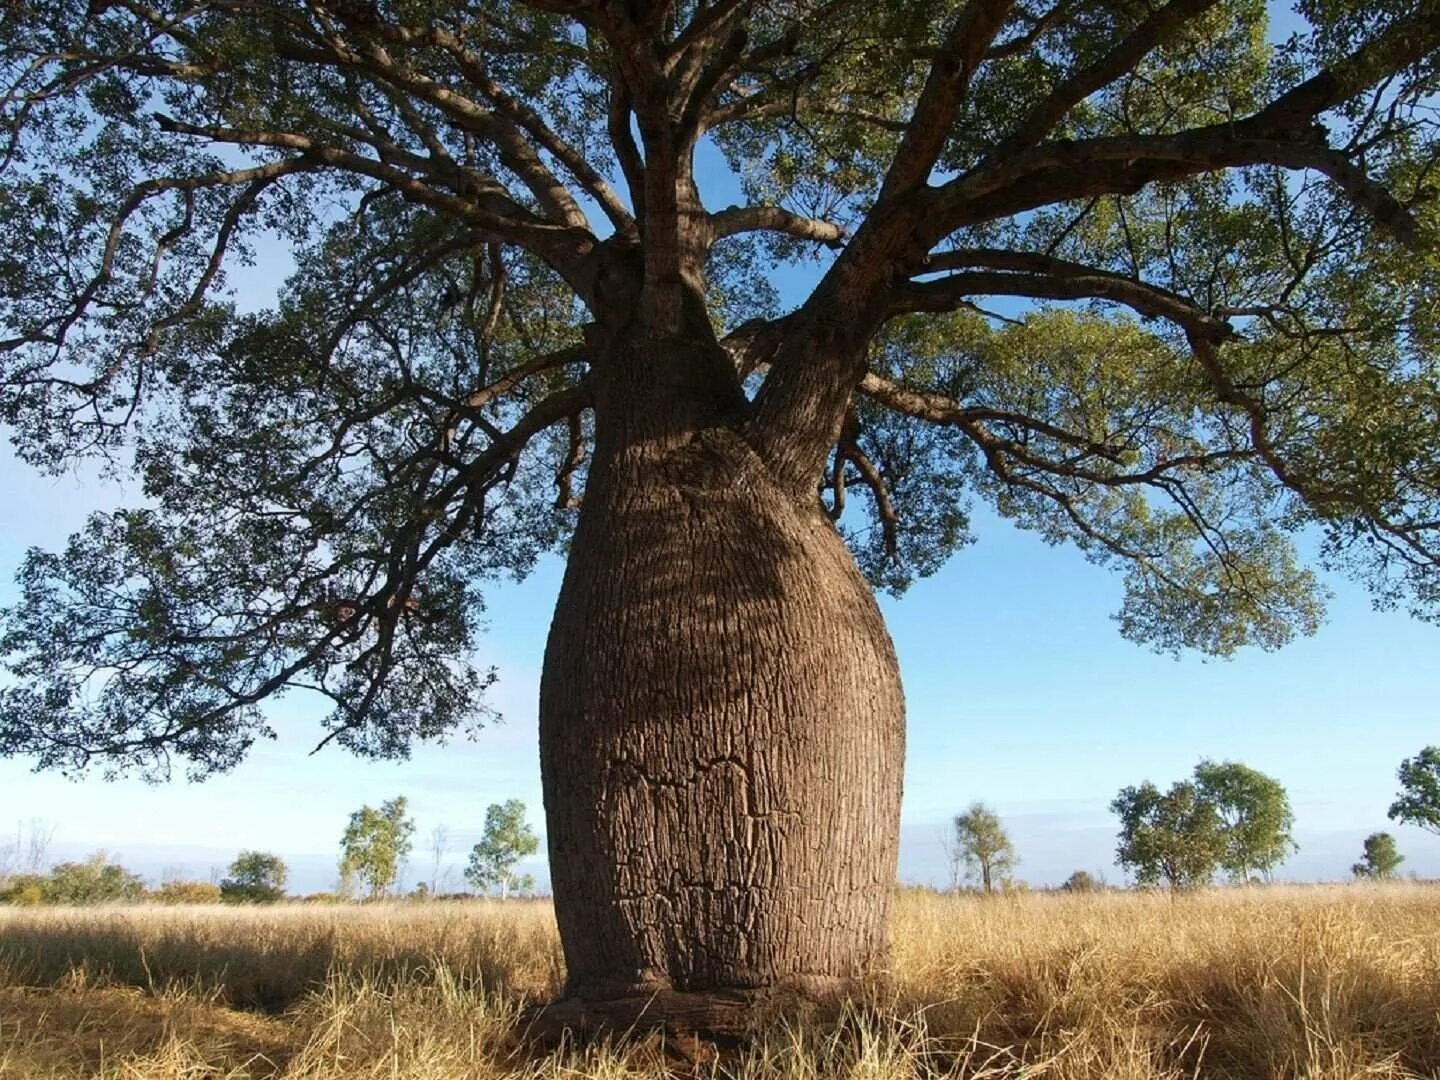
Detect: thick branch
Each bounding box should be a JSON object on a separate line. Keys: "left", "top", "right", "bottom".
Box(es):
{"left": 934, "top": 130, "right": 1422, "bottom": 245}
{"left": 841, "top": 439, "right": 899, "bottom": 560}
{"left": 901, "top": 250, "right": 1237, "bottom": 340}
{"left": 928, "top": 8, "right": 1440, "bottom": 244}
{"left": 352, "top": 20, "right": 636, "bottom": 235}
{"left": 989, "top": 0, "right": 1222, "bottom": 157}
{"left": 876, "top": 0, "right": 1016, "bottom": 201}
{"left": 710, "top": 205, "right": 847, "bottom": 247}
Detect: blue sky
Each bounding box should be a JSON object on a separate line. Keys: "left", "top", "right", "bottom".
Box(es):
{"left": 2, "top": 3, "right": 1437, "bottom": 891}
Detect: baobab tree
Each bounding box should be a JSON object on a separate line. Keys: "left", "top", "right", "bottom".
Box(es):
{"left": 1, "top": 0, "right": 1438, "bottom": 1036}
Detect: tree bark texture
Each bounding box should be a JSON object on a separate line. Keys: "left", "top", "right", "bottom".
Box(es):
{"left": 537, "top": 337, "right": 905, "bottom": 1031}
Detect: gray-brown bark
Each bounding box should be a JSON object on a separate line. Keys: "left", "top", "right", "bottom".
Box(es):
{"left": 536, "top": 334, "right": 905, "bottom": 1033}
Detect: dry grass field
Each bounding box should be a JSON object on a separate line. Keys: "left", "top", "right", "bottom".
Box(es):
{"left": 1, "top": 884, "right": 1438, "bottom": 1078}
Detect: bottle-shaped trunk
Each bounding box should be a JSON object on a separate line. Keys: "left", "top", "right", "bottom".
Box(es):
{"left": 537, "top": 411, "right": 905, "bottom": 1033}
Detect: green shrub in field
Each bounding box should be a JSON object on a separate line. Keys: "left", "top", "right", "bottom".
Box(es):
{"left": 0, "top": 873, "right": 49, "bottom": 904}
{"left": 43, "top": 854, "right": 145, "bottom": 904}
{"left": 220, "top": 851, "right": 288, "bottom": 903}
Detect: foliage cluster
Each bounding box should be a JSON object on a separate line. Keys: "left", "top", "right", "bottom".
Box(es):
{"left": 0, "top": 852, "right": 145, "bottom": 905}
{"left": 1112, "top": 760, "right": 1296, "bottom": 888}
{"left": 153, "top": 880, "right": 224, "bottom": 904}
{"left": 219, "top": 850, "right": 289, "bottom": 903}
{"left": 1352, "top": 832, "right": 1405, "bottom": 880}
{"left": 464, "top": 800, "right": 540, "bottom": 899}
{"left": 1061, "top": 870, "right": 1103, "bottom": 893}
{"left": 339, "top": 797, "right": 416, "bottom": 899}
{"left": 1390, "top": 747, "right": 1440, "bottom": 835}
{"left": 948, "top": 802, "right": 1017, "bottom": 894}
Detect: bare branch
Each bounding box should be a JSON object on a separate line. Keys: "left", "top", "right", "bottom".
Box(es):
{"left": 351, "top": 20, "right": 636, "bottom": 235}
{"left": 555, "top": 411, "right": 588, "bottom": 509}
{"left": 149, "top": 114, "right": 595, "bottom": 270}
{"left": 841, "top": 439, "right": 898, "bottom": 560}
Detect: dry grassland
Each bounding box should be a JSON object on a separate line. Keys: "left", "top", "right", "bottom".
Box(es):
{"left": 1, "top": 884, "right": 1438, "bottom": 1078}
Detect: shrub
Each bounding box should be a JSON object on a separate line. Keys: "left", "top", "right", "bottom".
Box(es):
{"left": 153, "top": 880, "right": 223, "bottom": 904}
{"left": 219, "top": 851, "right": 288, "bottom": 903}
{"left": 43, "top": 854, "right": 145, "bottom": 905}
{"left": 0, "top": 873, "right": 49, "bottom": 905}
{"left": 1061, "top": 870, "right": 1101, "bottom": 893}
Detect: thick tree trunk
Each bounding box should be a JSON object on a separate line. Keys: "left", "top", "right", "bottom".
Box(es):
{"left": 536, "top": 358, "right": 905, "bottom": 1035}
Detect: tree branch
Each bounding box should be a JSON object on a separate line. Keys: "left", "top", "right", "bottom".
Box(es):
{"left": 988, "top": 0, "right": 1222, "bottom": 157}
{"left": 900, "top": 248, "right": 1237, "bottom": 340}
{"left": 876, "top": 0, "right": 1017, "bottom": 202}
{"left": 928, "top": 7, "right": 1440, "bottom": 245}
{"left": 710, "top": 205, "right": 848, "bottom": 247}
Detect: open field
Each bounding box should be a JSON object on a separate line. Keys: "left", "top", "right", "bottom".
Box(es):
{"left": 2, "top": 885, "right": 1439, "bottom": 1078}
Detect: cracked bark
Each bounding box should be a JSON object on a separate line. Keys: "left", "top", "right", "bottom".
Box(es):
{"left": 536, "top": 331, "right": 905, "bottom": 1037}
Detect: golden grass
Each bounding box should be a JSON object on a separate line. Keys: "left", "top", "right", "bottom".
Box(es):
{"left": 1, "top": 885, "right": 1438, "bottom": 1078}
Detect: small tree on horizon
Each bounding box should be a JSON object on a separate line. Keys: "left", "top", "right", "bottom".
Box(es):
{"left": 1061, "top": 870, "right": 1101, "bottom": 893}
{"left": 340, "top": 797, "right": 415, "bottom": 900}
{"left": 1193, "top": 760, "right": 1296, "bottom": 882}
{"left": 465, "top": 800, "right": 539, "bottom": 900}
{"left": 950, "top": 803, "right": 1016, "bottom": 895}
{"left": 1352, "top": 832, "right": 1404, "bottom": 880}
{"left": 1388, "top": 748, "right": 1440, "bottom": 836}
{"left": 0, "top": 819, "right": 55, "bottom": 886}
{"left": 1112, "top": 781, "right": 1225, "bottom": 890}
{"left": 220, "top": 850, "right": 288, "bottom": 903}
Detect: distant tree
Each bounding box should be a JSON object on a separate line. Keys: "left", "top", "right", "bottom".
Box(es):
{"left": 1112, "top": 781, "right": 1225, "bottom": 890}
{"left": 950, "top": 803, "right": 1017, "bottom": 895}
{"left": 44, "top": 853, "right": 145, "bottom": 905}
{"left": 1388, "top": 748, "right": 1440, "bottom": 835}
{"left": 1193, "top": 760, "right": 1296, "bottom": 881}
{"left": 220, "top": 850, "right": 289, "bottom": 903}
{"left": 465, "top": 800, "right": 539, "bottom": 899}
{"left": 1061, "top": 870, "right": 1101, "bottom": 894}
{"left": 154, "top": 880, "right": 223, "bottom": 904}
{"left": 340, "top": 797, "right": 415, "bottom": 900}
{"left": 1352, "top": 832, "right": 1404, "bottom": 880}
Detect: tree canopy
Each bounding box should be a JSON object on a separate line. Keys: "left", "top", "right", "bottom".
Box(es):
{"left": 339, "top": 795, "right": 414, "bottom": 898}
{"left": 1111, "top": 778, "right": 1226, "bottom": 888}
{"left": 220, "top": 849, "right": 289, "bottom": 901}
{"left": 1389, "top": 747, "right": 1440, "bottom": 835}
{"left": 1112, "top": 762, "right": 1296, "bottom": 886}
{"left": 1352, "top": 830, "right": 1404, "bottom": 879}
{"left": 949, "top": 801, "right": 1017, "bottom": 893}
{"left": 0, "top": 0, "right": 1437, "bottom": 776}
{"left": 465, "top": 798, "right": 539, "bottom": 898}
{"left": 1193, "top": 758, "right": 1295, "bottom": 880}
